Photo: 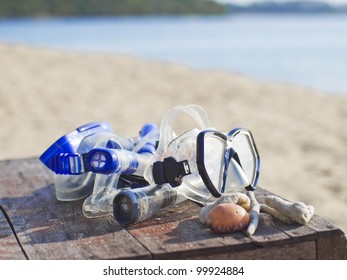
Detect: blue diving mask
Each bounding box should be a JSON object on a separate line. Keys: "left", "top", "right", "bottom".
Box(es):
{"left": 112, "top": 128, "right": 260, "bottom": 226}
{"left": 151, "top": 128, "right": 259, "bottom": 201}
{"left": 143, "top": 105, "right": 260, "bottom": 205}
{"left": 112, "top": 105, "right": 261, "bottom": 226}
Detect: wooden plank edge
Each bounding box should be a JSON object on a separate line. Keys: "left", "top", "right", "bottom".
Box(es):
{"left": 190, "top": 241, "right": 317, "bottom": 260}
{"left": 306, "top": 215, "right": 345, "bottom": 239}
{"left": 150, "top": 241, "right": 259, "bottom": 260}
{"left": 316, "top": 234, "right": 347, "bottom": 260}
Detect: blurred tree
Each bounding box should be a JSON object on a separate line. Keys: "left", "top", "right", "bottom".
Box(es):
{"left": 0, "top": 0, "right": 227, "bottom": 17}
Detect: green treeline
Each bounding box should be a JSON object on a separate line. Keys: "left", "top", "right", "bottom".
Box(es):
{"left": 0, "top": 0, "right": 227, "bottom": 17}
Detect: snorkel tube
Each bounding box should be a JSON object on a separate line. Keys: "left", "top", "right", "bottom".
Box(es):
{"left": 39, "top": 105, "right": 260, "bottom": 227}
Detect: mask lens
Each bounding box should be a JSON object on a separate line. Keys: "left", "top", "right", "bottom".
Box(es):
{"left": 203, "top": 133, "right": 226, "bottom": 192}
{"left": 194, "top": 131, "right": 229, "bottom": 197}
{"left": 224, "top": 154, "right": 251, "bottom": 192}
{"left": 228, "top": 129, "right": 259, "bottom": 188}
{"left": 198, "top": 128, "right": 260, "bottom": 198}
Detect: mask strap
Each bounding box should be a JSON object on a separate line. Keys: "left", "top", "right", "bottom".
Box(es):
{"left": 155, "top": 105, "right": 209, "bottom": 162}
{"left": 143, "top": 105, "right": 209, "bottom": 185}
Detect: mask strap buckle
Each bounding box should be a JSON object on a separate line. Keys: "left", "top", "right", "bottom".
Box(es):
{"left": 153, "top": 157, "right": 191, "bottom": 187}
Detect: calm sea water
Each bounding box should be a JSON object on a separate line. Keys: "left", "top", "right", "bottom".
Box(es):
{"left": 0, "top": 14, "right": 347, "bottom": 94}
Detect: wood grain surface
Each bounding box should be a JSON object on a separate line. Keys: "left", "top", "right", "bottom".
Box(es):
{"left": 0, "top": 158, "right": 346, "bottom": 259}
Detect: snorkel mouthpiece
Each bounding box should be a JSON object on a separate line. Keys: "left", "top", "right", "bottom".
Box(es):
{"left": 40, "top": 122, "right": 113, "bottom": 172}
{"left": 49, "top": 153, "right": 85, "bottom": 175}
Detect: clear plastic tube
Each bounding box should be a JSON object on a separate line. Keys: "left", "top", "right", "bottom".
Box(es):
{"left": 86, "top": 148, "right": 153, "bottom": 175}
{"left": 112, "top": 150, "right": 152, "bottom": 176}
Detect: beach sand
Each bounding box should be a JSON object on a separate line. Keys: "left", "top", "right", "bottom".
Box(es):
{"left": 1, "top": 43, "right": 346, "bottom": 233}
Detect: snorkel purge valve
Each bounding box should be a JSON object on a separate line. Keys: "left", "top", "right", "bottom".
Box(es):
{"left": 40, "top": 105, "right": 260, "bottom": 226}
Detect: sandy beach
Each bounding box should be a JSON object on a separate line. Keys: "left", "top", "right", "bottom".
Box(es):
{"left": 1, "top": 42, "right": 346, "bottom": 233}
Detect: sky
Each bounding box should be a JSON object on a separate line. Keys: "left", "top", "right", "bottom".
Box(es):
{"left": 216, "top": 0, "right": 347, "bottom": 6}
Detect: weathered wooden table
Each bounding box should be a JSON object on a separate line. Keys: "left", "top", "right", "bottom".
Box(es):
{"left": 0, "top": 158, "right": 346, "bottom": 260}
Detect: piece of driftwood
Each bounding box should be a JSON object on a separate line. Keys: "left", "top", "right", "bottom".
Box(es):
{"left": 0, "top": 158, "right": 346, "bottom": 259}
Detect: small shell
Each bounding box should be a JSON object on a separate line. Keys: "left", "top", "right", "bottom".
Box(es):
{"left": 199, "top": 193, "right": 250, "bottom": 224}
{"left": 205, "top": 203, "right": 250, "bottom": 233}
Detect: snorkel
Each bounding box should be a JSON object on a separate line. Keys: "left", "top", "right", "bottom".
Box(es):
{"left": 39, "top": 105, "right": 260, "bottom": 226}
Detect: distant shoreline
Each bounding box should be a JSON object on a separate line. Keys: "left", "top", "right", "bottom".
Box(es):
{"left": 1, "top": 0, "right": 347, "bottom": 18}
{"left": 228, "top": 1, "right": 347, "bottom": 14}
{"left": 0, "top": 0, "right": 226, "bottom": 18}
